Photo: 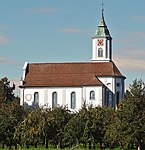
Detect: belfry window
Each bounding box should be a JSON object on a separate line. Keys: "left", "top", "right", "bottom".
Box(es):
{"left": 52, "top": 92, "right": 57, "bottom": 108}
{"left": 98, "top": 48, "right": 103, "bottom": 57}
{"left": 90, "top": 91, "right": 95, "bottom": 100}
{"left": 71, "top": 92, "right": 76, "bottom": 109}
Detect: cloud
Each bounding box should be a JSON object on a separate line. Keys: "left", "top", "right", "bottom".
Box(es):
{"left": 132, "top": 16, "right": 145, "bottom": 22}
{"left": 31, "top": 7, "right": 59, "bottom": 13}
{"left": 0, "top": 35, "right": 10, "bottom": 44}
{"left": 114, "top": 53, "right": 145, "bottom": 71}
{"left": 59, "top": 28, "right": 85, "bottom": 34}
{"left": 134, "top": 31, "right": 145, "bottom": 38}
{"left": 116, "top": 31, "right": 145, "bottom": 44}
{"left": 0, "top": 25, "right": 10, "bottom": 30}
{"left": 0, "top": 56, "right": 16, "bottom": 64}
{"left": 115, "top": 37, "right": 136, "bottom": 43}
{"left": 121, "top": 48, "right": 145, "bottom": 58}
{"left": 114, "top": 30, "right": 145, "bottom": 72}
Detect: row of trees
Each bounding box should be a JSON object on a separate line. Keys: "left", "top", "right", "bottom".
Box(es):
{"left": 0, "top": 78, "right": 145, "bottom": 149}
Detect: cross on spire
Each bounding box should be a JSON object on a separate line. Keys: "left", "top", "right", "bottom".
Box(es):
{"left": 102, "top": 1, "right": 104, "bottom": 16}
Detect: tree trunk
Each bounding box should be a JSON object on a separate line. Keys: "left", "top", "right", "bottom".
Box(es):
{"left": 100, "top": 142, "right": 103, "bottom": 150}
{"left": 83, "top": 143, "right": 87, "bottom": 149}
{"left": 26, "top": 144, "right": 29, "bottom": 149}
{"left": 89, "top": 141, "right": 91, "bottom": 150}
{"left": 15, "top": 144, "right": 17, "bottom": 150}
{"left": 45, "top": 137, "right": 49, "bottom": 149}
{"left": 45, "top": 141, "right": 48, "bottom": 149}
{"left": 119, "top": 142, "right": 124, "bottom": 150}
{"left": 2, "top": 142, "right": 4, "bottom": 149}
{"left": 131, "top": 142, "right": 134, "bottom": 149}
{"left": 35, "top": 143, "right": 37, "bottom": 148}
{"left": 93, "top": 143, "right": 96, "bottom": 149}
{"left": 60, "top": 142, "right": 62, "bottom": 149}
{"left": 26, "top": 141, "right": 29, "bottom": 149}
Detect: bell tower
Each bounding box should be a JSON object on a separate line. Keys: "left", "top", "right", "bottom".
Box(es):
{"left": 91, "top": 4, "right": 112, "bottom": 62}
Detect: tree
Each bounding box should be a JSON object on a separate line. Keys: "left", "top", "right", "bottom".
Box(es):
{"left": 0, "top": 77, "right": 21, "bottom": 148}
{"left": 105, "top": 79, "right": 145, "bottom": 150}
{"left": 105, "top": 79, "right": 145, "bottom": 149}
{"left": 14, "top": 106, "right": 72, "bottom": 149}
{"left": 62, "top": 107, "right": 86, "bottom": 148}
{"left": 50, "top": 106, "right": 72, "bottom": 148}
{"left": 14, "top": 108, "right": 46, "bottom": 148}
{"left": 105, "top": 106, "right": 130, "bottom": 149}
{"left": 0, "top": 99, "right": 24, "bottom": 148}
{"left": 82, "top": 106, "right": 95, "bottom": 150}
{"left": 0, "top": 77, "right": 15, "bottom": 104}
{"left": 93, "top": 106, "right": 114, "bottom": 149}
{"left": 124, "top": 79, "right": 145, "bottom": 150}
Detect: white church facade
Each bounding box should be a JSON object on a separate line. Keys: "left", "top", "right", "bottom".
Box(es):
{"left": 19, "top": 10, "right": 126, "bottom": 110}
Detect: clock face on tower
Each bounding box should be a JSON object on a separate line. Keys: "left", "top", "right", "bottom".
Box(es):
{"left": 98, "top": 39, "right": 104, "bottom": 46}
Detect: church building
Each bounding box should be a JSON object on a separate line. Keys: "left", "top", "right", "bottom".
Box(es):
{"left": 19, "top": 8, "right": 126, "bottom": 110}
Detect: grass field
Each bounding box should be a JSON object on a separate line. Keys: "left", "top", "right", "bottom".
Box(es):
{"left": 0, "top": 147, "right": 121, "bottom": 150}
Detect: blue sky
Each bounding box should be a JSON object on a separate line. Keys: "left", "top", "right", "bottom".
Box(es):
{"left": 0, "top": 0, "right": 145, "bottom": 95}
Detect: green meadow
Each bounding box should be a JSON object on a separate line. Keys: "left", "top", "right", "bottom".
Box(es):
{"left": 0, "top": 147, "right": 122, "bottom": 150}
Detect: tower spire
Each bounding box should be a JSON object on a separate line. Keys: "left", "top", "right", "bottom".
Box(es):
{"left": 102, "top": 1, "right": 104, "bottom": 16}
{"left": 91, "top": 1, "right": 112, "bottom": 62}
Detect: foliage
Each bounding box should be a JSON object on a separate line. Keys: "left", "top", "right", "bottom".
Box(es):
{"left": 50, "top": 106, "right": 72, "bottom": 148}
{"left": 0, "top": 77, "right": 15, "bottom": 104}
{"left": 0, "top": 77, "right": 21, "bottom": 148}
{"left": 0, "top": 78, "right": 145, "bottom": 150}
{"left": 105, "top": 79, "right": 145, "bottom": 149}
{"left": 123, "top": 79, "right": 145, "bottom": 149}
{"left": 14, "top": 108, "right": 45, "bottom": 147}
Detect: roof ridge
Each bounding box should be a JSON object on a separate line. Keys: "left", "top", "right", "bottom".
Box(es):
{"left": 29, "top": 61, "right": 112, "bottom": 65}
{"left": 112, "top": 62, "right": 125, "bottom": 78}
{"left": 82, "top": 75, "right": 95, "bottom": 84}
{"left": 82, "top": 75, "right": 103, "bottom": 86}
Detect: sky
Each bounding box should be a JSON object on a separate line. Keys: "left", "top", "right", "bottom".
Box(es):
{"left": 0, "top": 0, "right": 145, "bottom": 95}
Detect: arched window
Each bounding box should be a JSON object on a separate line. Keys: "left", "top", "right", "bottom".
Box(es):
{"left": 98, "top": 48, "right": 103, "bottom": 57}
{"left": 90, "top": 91, "right": 95, "bottom": 100}
{"left": 52, "top": 92, "right": 57, "bottom": 108}
{"left": 107, "top": 91, "right": 112, "bottom": 107}
{"left": 71, "top": 92, "right": 76, "bottom": 109}
{"left": 116, "top": 92, "right": 120, "bottom": 108}
{"left": 34, "top": 92, "right": 39, "bottom": 105}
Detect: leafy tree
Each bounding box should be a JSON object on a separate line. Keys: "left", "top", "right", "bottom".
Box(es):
{"left": 62, "top": 105, "right": 114, "bottom": 149}
{"left": 0, "top": 99, "right": 24, "bottom": 148}
{"left": 106, "top": 79, "right": 145, "bottom": 150}
{"left": 62, "top": 106, "right": 87, "bottom": 148}
{"left": 0, "top": 77, "right": 15, "bottom": 104}
{"left": 0, "top": 77, "right": 21, "bottom": 148}
{"left": 105, "top": 107, "right": 130, "bottom": 149}
{"left": 14, "top": 106, "right": 71, "bottom": 149}
{"left": 82, "top": 106, "right": 95, "bottom": 149}
{"left": 124, "top": 79, "right": 145, "bottom": 150}
{"left": 93, "top": 106, "right": 114, "bottom": 149}
{"left": 14, "top": 108, "right": 46, "bottom": 148}
{"left": 50, "top": 106, "right": 72, "bottom": 148}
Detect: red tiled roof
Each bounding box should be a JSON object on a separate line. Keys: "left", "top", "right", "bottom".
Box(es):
{"left": 22, "top": 61, "right": 125, "bottom": 87}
